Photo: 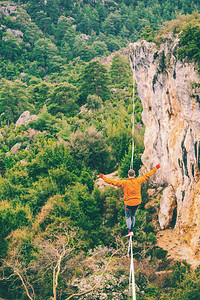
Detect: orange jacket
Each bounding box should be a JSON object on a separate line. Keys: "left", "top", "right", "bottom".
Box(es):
{"left": 102, "top": 168, "right": 158, "bottom": 206}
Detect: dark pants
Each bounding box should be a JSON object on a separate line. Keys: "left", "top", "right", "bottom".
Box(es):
{"left": 125, "top": 205, "right": 139, "bottom": 232}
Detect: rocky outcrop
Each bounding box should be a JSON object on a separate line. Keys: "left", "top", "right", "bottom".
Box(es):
{"left": 159, "top": 185, "right": 177, "bottom": 229}
{"left": 129, "top": 36, "right": 200, "bottom": 259}
{"left": 15, "top": 111, "right": 39, "bottom": 128}
{"left": 10, "top": 143, "right": 22, "bottom": 155}
{"left": 5, "top": 28, "right": 23, "bottom": 43}
{"left": 0, "top": 3, "right": 17, "bottom": 16}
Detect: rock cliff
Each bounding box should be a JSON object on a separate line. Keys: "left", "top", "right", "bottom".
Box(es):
{"left": 129, "top": 36, "right": 200, "bottom": 261}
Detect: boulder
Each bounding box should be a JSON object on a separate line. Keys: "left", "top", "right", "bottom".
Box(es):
{"left": 15, "top": 111, "right": 39, "bottom": 128}
{"left": 159, "top": 186, "right": 177, "bottom": 229}
{"left": 10, "top": 143, "right": 21, "bottom": 155}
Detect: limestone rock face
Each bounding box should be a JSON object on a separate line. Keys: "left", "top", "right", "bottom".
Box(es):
{"left": 129, "top": 37, "right": 200, "bottom": 258}
{"left": 15, "top": 111, "right": 39, "bottom": 128}
{"left": 159, "top": 185, "right": 176, "bottom": 229}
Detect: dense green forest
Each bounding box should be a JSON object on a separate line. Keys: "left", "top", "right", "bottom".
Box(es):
{"left": 0, "top": 0, "right": 200, "bottom": 299}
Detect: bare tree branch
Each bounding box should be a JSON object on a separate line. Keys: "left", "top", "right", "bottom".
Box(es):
{"left": 13, "top": 268, "right": 35, "bottom": 300}
{"left": 1, "top": 260, "right": 35, "bottom": 300}
{"left": 65, "top": 234, "right": 125, "bottom": 300}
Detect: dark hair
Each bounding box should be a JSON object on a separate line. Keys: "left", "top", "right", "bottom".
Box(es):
{"left": 128, "top": 169, "right": 135, "bottom": 177}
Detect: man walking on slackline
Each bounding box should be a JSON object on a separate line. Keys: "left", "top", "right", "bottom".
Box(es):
{"left": 99, "top": 164, "right": 161, "bottom": 236}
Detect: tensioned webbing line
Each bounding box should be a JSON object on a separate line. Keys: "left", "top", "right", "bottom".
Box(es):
{"left": 127, "top": 45, "right": 137, "bottom": 300}
{"left": 128, "top": 47, "right": 136, "bottom": 170}
{"left": 127, "top": 236, "right": 136, "bottom": 300}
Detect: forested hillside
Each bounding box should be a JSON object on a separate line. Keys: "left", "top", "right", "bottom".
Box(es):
{"left": 0, "top": 0, "right": 200, "bottom": 299}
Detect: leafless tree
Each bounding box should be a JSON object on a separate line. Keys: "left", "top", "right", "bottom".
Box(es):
{"left": 33, "top": 225, "right": 77, "bottom": 300}
{"left": 65, "top": 233, "right": 126, "bottom": 300}
{"left": 1, "top": 246, "right": 36, "bottom": 300}
{"left": 0, "top": 224, "right": 77, "bottom": 300}
{"left": 1, "top": 229, "right": 129, "bottom": 300}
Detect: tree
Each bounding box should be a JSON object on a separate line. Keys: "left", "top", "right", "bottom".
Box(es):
{"left": 92, "top": 40, "right": 108, "bottom": 57}
{"left": 178, "top": 24, "right": 200, "bottom": 66}
{"left": 46, "top": 82, "right": 78, "bottom": 116}
{"left": 32, "top": 38, "right": 58, "bottom": 70}
{"left": 107, "top": 122, "right": 131, "bottom": 163}
{"left": 60, "top": 42, "right": 73, "bottom": 62}
{"left": 69, "top": 127, "right": 110, "bottom": 172}
{"left": 59, "top": 0, "right": 74, "bottom": 10}
{"left": 119, "top": 131, "right": 144, "bottom": 178}
{"left": 45, "top": 0, "right": 59, "bottom": 24}
{"left": 1, "top": 30, "right": 23, "bottom": 61}
{"left": 54, "top": 16, "right": 74, "bottom": 44}
{"left": 0, "top": 79, "right": 31, "bottom": 125}
{"left": 110, "top": 53, "right": 132, "bottom": 88}
{"left": 62, "top": 27, "right": 76, "bottom": 49}
{"left": 86, "top": 94, "right": 103, "bottom": 110}
{"left": 0, "top": 224, "right": 78, "bottom": 300}
{"left": 102, "top": 12, "right": 122, "bottom": 35}
{"left": 140, "top": 25, "right": 155, "bottom": 42}
{"left": 35, "top": 11, "right": 53, "bottom": 34}
{"left": 73, "top": 38, "right": 96, "bottom": 62}
{"left": 0, "top": 61, "right": 19, "bottom": 80}
{"left": 60, "top": 27, "right": 76, "bottom": 61}
{"left": 0, "top": 201, "right": 30, "bottom": 258}
{"left": 79, "top": 61, "right": 110, "bottom": 104}
{"left": 28, "top": 79, "right": 52, "bottom": 110}
{"left": 75, "top": 5, "right": 100, "bottom": 35}
{"left": 98, "top": 33, "right": 121, "bottom": 52}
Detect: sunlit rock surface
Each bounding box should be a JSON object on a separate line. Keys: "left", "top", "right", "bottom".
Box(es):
{"left": 15, "top": 111, "right": 39, "bottom": 128}
{"left": 129, "top": 37, "right": 200, "bottom": 259}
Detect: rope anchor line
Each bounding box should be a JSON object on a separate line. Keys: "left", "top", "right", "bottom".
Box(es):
{"left": 127, "top": 236, "right": 136, "bottom": 300}
{"left": 128, "top": 47, "right": 136, "bottom": 171}
{"left": 127, "top": 45, "right": 137, "bottom": 300}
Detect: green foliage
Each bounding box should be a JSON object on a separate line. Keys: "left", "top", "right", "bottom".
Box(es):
{"left": 92, "top": 40, "right": 108, "bottom": 56}
{"left": 155, "top": 12, "right": 200, "bottom": 43}
{"left": 69, "top": 127, "right": 110, "bottom": 173}
{"left": 0, "top": 79, "right": 32, "bottom": 125}
{"left": 119, "top": 135, "right": 144, "bottom": 178}
{"left": 107, "top": 122, "right": 131, "bottom": 164}
{"left": 28, "top": 106, "right": 55, "bottom": 132}
{"left": 76, "top": 5, "right": 100, "bottom": 35}
{"left": 178, "top": 24, "right": 200, "bottom": 67}
{"left": 141, "top": 25, "right": 155, "bottom": 42}
{"left": 28, "top": 78, "right": 52, "bottom": 110}
{"left": 78, "top": 60, "right": 111, "bottom": 104}
{"left": 102, "top": 12, "right": 122, "bottom": 35}
{"left": 54, "top": 16, "right": 74, "bottom": 43}
{"left": 110, "top": 53, "right": 132, "bottom": 88}
{"left": 102, "top": 188, "right": 123, "bottom": 228}
{"left": 0, "top": 201, "right": 30, "bottom": 257}
{"left": 86, "top": 94, "right": 103, "bottom": 110}
{"left": 46, "top": 82, "right": 78, "bottom": 116}
{"left": 32, "top": 38, "right": 58, "bottom": 70}
{"left": 60, "top": 183, "right": 103, "bottom": 248}
{"left": 1, "top": 2, "right": 200, "bottom": 299}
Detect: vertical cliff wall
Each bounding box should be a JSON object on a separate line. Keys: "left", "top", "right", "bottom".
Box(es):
{"left": 129, "top": 36, "right": 200, "bottom": 260}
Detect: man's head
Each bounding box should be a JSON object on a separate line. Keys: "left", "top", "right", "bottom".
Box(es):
{"left": 128, "top": 169, "right": 135, "bottom": 178}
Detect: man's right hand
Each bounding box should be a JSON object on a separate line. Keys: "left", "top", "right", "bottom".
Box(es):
{"left": 99, "top": 174, "right": 104, "bottom": 178}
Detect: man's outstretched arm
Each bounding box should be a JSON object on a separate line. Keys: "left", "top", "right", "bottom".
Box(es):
{"left": 137, "top": 164, "right": 160, "bottom": 184}
{"left": 99, "top": 174, "right": 124, "bottom": 187}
